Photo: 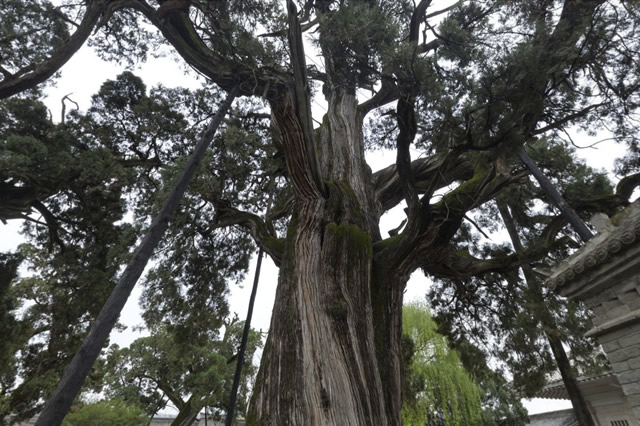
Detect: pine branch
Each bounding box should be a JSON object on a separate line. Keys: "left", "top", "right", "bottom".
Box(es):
{"left": 213, "top": 205, "right": 282, "bottom": 266}
{"left": 0, "top": 0, "right": 108, "bottom": 99}
{"left": 34, "top": 86, "right": 239, "bottom": 426}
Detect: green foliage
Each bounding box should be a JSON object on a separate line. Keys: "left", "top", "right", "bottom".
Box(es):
{"left": 317, "top": 3, "right": 399, "bottom": 88}
{"left": 3, "top": 0, "right": 640, "bottom": 423}
{"left": 429, "top": 139, "right": 614, "bottom": 403}
{"left": 402, "top": 302, "right": 483, "bottom": 426}
{"left": 62, "top": 398, "right": 149, "bottom": 426}
{"left": 101, "top": 319, "right": 262, "bottom": 421}
{"left": 0, "top": 71, "right": 279, "bottom": 421}
{"left": 0, "top": 0, "right": 69, "bottom": 77}
{"left": 0, "top": 252, "right": 23, "bottom": 414}
{"left": 433, "top": 320, "right": 529, "bottom": 425}
{"left": 0, "top": 89, "right": 142, "bottom": 420}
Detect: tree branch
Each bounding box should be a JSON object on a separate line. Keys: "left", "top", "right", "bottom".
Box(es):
{"left": 425, "top": 234, "right": 566, "bottom": 281}
{"left": 357, "top": 75, "right": 398, "bottom": 117}
{"left": 34, "top": 86, "right": 239, "bottom": 426}
{"left": 213, "top": 205, "right": 283, "bottom": 266}
{"left": 616, "top": 172, "right": 640, "bottom": 202}
{"left": 372, "top": 154, "right": 473, "bottom": 213}
{"left": 0, "top": 0, "right": 108, "bottom": 99}
{"left": 31, "top": 200, "right": 65, "bottom": 252}
{"left": 126, "top": 0, "right": 288, "bottom": 99}
{"left": 532, "top": 103, "right": 605, "bottom": 135}
{"left": 279, "top": 0, "right": 326, "bottom": 199}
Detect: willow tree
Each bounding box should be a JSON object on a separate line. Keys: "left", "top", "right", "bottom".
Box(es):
{"left": 2, "top": 0, "right": 640, "bottom": 425}
{"left": 402, "top": 303, "right": 482, "bottom": 425}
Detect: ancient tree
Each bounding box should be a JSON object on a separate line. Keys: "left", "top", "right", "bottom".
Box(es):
{"left": 2, "top": 0, "right": 640, "bottom": 424}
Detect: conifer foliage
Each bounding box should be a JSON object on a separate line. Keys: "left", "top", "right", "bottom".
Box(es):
{"left": 1, "top": 0, "right": 640, "bottom": 424}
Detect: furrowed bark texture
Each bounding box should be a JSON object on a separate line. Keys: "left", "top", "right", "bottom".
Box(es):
{"left": 248, "top": 92, "right": 402, "bottom": 425}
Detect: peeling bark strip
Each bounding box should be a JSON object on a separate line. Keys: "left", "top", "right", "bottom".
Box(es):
{"left": 34, "top": 87, "right": 239, "bottom": 426}
{"left": 271, "top": 94, "right": 324, "bottom": 200}
{"left": 281, "top": 0, "right": 326, "bottom": 199}
{"left": 263, "top": 0, "right": 329, "bottom": 201}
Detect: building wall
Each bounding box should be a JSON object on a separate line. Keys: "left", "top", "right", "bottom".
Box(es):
{"left": 583, "top": 273, "right": 640, "bottom": 421}
{"left": 583, "top": 379, "right": 636, "bottom": 425}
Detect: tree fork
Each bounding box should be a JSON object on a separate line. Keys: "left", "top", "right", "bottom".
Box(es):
{"left": 34, "top": 86, "right": 239, "bottom": 426}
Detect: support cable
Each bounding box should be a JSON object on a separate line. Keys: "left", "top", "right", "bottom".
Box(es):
{"left": 517, "top": 147, "right": 593, "bottom": 242}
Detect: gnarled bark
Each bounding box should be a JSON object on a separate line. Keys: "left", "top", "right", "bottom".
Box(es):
{"left": 248, "top": 89, "right": 404, "bottom": 424}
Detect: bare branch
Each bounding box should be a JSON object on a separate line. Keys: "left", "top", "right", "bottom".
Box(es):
{"left": 464, "top": 214, "right": 491, "bottom": 240}
{"left": 60, "top": 93, "right": 79, "bottom": 124}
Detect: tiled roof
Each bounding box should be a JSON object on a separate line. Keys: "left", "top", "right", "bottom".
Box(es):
{"left": 546, "top": 199, "right": 640, "bottom": 291}
{"left": 527, "top": 409, "right": 578, "bottom": 426}
{"left": 535, "top": 372, "right": 616, "bottom": 400}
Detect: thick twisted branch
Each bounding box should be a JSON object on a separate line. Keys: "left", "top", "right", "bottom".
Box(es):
{"left": 0, "top": 0, "right": 109, "bottom": 99}
{"left": 372, "top": 155, "right": 473, "bottom": 213}
{"left": 126, "top": 0, "right": 288, "bottom": 98}
{"left": 213, "top": 205, "right": 283, "bottom": 266}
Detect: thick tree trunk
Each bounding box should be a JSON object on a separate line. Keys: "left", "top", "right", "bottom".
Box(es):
{"left": 247, "top": 92, "right": 404, "bottom": 425}
{"left": 171, "top": 395, "right": 200, "bottom": 426}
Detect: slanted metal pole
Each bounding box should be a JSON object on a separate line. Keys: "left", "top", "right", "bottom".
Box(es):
{"left": 36, "top": 86, "right": 240, "bottom": 426}
{"left": 517, "top": 147, "right": 593, "bottom": 242}
{"left": 225, "top": 249, "right": 264, "bottom": 426}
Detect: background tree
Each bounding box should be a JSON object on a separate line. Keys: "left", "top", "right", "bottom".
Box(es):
{"left": 0, "top": 87, "right": 143, "bottom": 421}
{"left": 429, "top": 140, "right": 613, "bottom": 424}
{"left": 61, "top": 398, "right": 149, "bottom": 426}
{"left": 402, "top": 302, "right": 483, "bottom": 426}
{"left": 2, "top": 0, "right": 640, "bottom": 425}
{"left": 0, "top": 72, "right": 267, "bottom": 423}
{"left": 0, "top": 252, "right": 24, "bottom": 418}
{"left": 101, "top": 318, "right": 262, "bottom": 426}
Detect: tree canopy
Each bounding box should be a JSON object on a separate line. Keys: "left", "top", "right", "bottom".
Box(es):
{"left": 61, "top": 398, "right": 149, "bottom": 426}
{"left": 2, "top": 0, "right": 640, "bottom": 425}
{"left": 101, "top": 317, "right": 262, "bottom": 425}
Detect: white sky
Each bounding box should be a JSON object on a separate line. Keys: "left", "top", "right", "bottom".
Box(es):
{"left": 3, "top": 1, "right": 632, "bottom": 415}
